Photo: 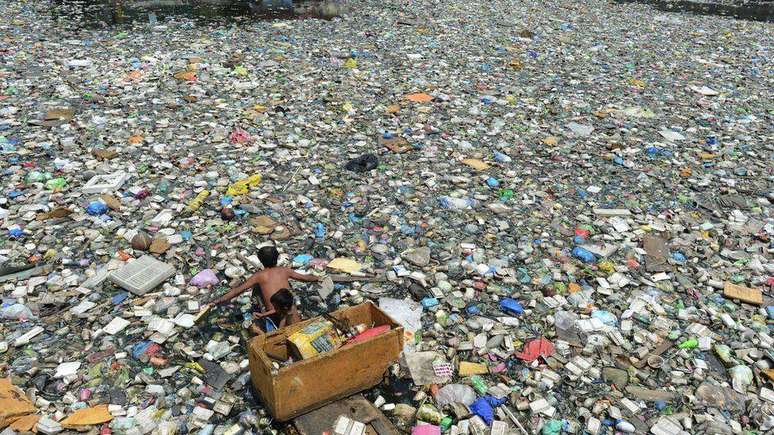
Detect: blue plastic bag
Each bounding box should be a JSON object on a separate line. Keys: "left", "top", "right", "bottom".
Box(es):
{"left": 469, "top": 396, "right": 508, "bottom": 426}
{"left": 572, "top": 246, "right": 596, "bottom": 263}
{"left": 86, "top": 201, "right": 108, "bottom": 216}
{"left": 500, "top": 298, "right": 524, "bottom": 315}
{"left": 469, "top": 398, "right": 494, "bottom": 425}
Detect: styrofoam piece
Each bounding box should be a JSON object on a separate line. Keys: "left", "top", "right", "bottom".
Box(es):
{"left": 109, "top": 255, "right": 175, "bottom": 295}
{"left": 82, "top": 171, "right": 129, "bottom": 194}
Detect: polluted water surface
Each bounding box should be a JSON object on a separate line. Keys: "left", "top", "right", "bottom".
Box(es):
{"left": 49, "top": 0, "right": 346, "bottom": 28}
{"left": 1, "top": 0, "right": 774, "bottom": 433}
{"left": 615, "top": 0, "right": 774, "bottom": 22}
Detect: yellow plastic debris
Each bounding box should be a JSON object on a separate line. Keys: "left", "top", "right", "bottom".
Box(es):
{"left": 327, "top": 258, "right": 363, "bottom": 274}
{"left": 344, "top": 58, "right": 358, "bottom": 69}
{"left": 458, "top": 362, "right": 488, "bottom": 376}
{"left": 226, "top": 174, "right": 262, "bottom": 197}
{"left": 461, "top": 158, "right": 490, "bottom": 171}
{"left": 186, "top": 190, "right": 210, "bottom": 213}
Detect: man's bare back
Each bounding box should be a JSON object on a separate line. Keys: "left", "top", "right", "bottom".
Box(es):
{"left": 252, "top": 267, "right": 318, "bottom": 311}
{"left": 206, "top": 246, "right": 319, "bottom": 331}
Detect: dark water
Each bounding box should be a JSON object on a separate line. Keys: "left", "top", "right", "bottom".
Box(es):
{"left": 49, "top": 0, "right": 345, "bottom": 27}
{"left": 615, "top": 0, "right": 774, "bottom": 22}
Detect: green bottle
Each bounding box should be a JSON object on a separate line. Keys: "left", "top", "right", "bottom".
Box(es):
{"left": 440, "top": 417, "right": 453, "bottom": 432}
{"left": 470, "top": 375, "right": 488, "bottom": 395}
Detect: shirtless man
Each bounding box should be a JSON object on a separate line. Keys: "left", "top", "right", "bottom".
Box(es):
{"left": 205, "top": 246, "right": 319, "bottom": 333}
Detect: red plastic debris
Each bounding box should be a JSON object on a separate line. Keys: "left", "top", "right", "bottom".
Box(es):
{"left": 346, "top": 325, "right": 390, "bottom": 344}
{"left": 229, "top": 126, "right": 252, "bottom": 145}
{"left": 515, "top": 337, "right": 555, "bottom": 362}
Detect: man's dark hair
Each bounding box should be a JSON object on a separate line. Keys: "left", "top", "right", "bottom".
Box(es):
{"left": 257, "top": 246, "right": 279, "bottom": 267}
{"left": 270, "top": 288, "right": 294, "bottom": 312}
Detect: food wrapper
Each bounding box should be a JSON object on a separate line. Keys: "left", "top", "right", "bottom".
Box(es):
{"left": 288, "top": 321, "right": 341, "bottom": 360}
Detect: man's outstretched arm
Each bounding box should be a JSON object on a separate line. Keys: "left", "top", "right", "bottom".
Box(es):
{"left": 288, "top": 269, "right": 320, "bottom": 282}
{"left": 208, "top": 275, "right": 258, "bottom": 307}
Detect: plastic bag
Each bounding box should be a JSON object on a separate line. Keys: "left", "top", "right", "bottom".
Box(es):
{"left": 190, "top": 269, "right": 219, "bottom": 288}
{"left": 0, "top": 303, "right": 37, "bottom": 321}
{"left": 729, "top": 365, "right": 753, "bottom": 393}
{"left": 379, "top": 297, "right": 423, "bottom": 352}
{"left": 469, "top": 398, "right": 494, "bottom": 426}
{"left": 435, "top": 384, "right": 476, "bottom": 407}
{"left": 438, "top": 196, "right": 477, "bottom": 210}
{"left": 344, "top": 153, "right": 378, "bottom": 172}
{"left": 499, "top": 298, "right": 524, "bottom": 315}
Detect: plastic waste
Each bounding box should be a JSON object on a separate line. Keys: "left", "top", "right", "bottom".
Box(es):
{"left": 571, "top": 247, "right": 596, "bottom": 263}
{"left": 190, "top": 269, "right": 219, "bottom": 288}
{"left": 435, "top": 384, "right": 476, "bottom": 407}
{"left": 344, "top": 153, "right": 379, "bottom": 173}
{"left": 729, "top": 365, "right": 753, "bottom": 393}
{"left": 499, "top": 298, "right": 524, "bottom": 315}
{"left": 1, "top": 303, "right": 37, "bottom": 321}
{"left": 86, "top": 201, "right": 108, "bottom": 216}
{"left": 438, "top": 196, "right": 477, "bottom": 210}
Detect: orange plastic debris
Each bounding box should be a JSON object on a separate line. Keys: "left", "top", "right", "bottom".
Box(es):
{"left": 406, "top": 92, "right": 433, "bottom": 103}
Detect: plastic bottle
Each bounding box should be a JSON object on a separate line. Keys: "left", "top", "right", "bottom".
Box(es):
{"left": 157, "top": 178, "right": 170, "bottom": 194}
{"left": 314, "top": 223, "right": 326, "bottom": 239}
{"left": 500, "top": 298, "right": 524, "bottom": 315}
{"left": 470, "top": 375, "right": 488, "bottom": 395}
{"left": 438, "top": 196, "right": 477, "bottom": 210}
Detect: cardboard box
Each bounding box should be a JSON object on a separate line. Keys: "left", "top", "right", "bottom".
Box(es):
{"left": 248, "top": 302, "right": 404, "bottom": 421}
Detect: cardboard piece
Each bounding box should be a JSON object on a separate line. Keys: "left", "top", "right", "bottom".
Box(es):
{"left": 0, "top": 378, "right": 36, "bottom": 429}
{"left": 327, "top": 258, "right": 363, "bottom": 275}
{"left": 293, "top": 394, "right": 399, "bottom": 435}
{"left": 724, "top": 282, "right": 763, "bottom": 306}
{"left": 9, "top": 414, "right": 39, "bottom": 432}
{"left": 61, "top": 405, "right": 113, "bottom": 428}
{"left": 405, "top": 93, "right": 433, "bottom": 103}
{"left": 461, "top": 158, "right": 490, "bottom": 171}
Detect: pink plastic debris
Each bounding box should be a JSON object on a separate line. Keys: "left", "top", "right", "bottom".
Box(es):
{"left": 412, "top": 424, "right": 441, "bottom": 435}
{"left": 229, "top": 126, "right": 252, "bottom": 145}
{"left": 190, "top": 269, "right": 219, "bottom": 288}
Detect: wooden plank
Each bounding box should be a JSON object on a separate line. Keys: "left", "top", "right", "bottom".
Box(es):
{"left": 294, "top": 395, "right": 399, "bottom": 435}
{"left": 723, "top": 282, "right": 763, "bottom": 306}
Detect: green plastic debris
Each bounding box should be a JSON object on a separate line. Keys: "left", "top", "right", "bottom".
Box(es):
{"left": 541, "top": 419, "right": 563, "bottom": 435}
{"left": 678, "top": 338, "right": 698, "bottom": 349}
{"left": 470, "top": 375, "right": 488, "bottom": 395}
{"left": 440, "top": 416, "right": 453, "bottom": 432}
{"left": 46, "top": 177, "right": 66, "bottom": 190}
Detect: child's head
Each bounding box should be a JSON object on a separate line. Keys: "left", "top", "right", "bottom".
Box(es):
{"left": 270, "top": 288, "right": 294, "bottom": 313}
{"left": 257, "top": 246, "right": 279, "bottom": 268}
